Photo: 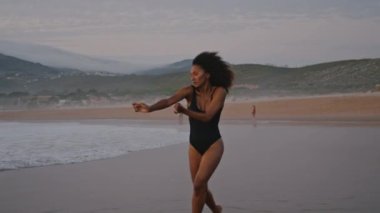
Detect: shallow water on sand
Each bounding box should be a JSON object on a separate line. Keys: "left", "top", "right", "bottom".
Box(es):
{"left": 217, "top": 122, "right": 380, "bottom": 213}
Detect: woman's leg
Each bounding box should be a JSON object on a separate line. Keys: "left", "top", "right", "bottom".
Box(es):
{"left": 190, "top": 140, "right": 224, "bottom": 213}
{"left": 189, "top": 145, "right": 221, "bottom": 212}
{"left": 205, "top": 189, "right": 222, "bottom": 213}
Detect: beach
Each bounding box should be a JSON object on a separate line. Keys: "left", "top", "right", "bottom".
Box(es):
{"left": 1, "top": 123, "right": 380, "bottom": 212}
{"left": 1, "top": 93, "right": 380, "bottom": 212}
{"left": 1, "top": 93, "right": 380, "bottom": 123}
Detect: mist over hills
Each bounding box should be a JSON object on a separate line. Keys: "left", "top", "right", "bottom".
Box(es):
{"left": 138, "top": 59, "right": 192, "bottom": 75}
{"left": 1, "top": 52, "right": 379, "bottom": 101}
{"left": 0, "top": 40, "right": 151, "bottom": 74}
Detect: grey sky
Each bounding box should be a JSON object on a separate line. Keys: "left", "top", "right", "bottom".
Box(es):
{"left": 1, "top": 0, "right": 379, "bottom": 66}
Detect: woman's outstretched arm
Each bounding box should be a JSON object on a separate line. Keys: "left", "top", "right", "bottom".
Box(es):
{"left": 133, "top": 86, "right": 192, "bottom": 113}
{"left": 174, "top": 87, "right": 226, "bottom": 122}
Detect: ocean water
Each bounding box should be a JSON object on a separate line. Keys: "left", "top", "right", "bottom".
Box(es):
{"left": 0, "top": 120, "right": 189, "bottom": 171}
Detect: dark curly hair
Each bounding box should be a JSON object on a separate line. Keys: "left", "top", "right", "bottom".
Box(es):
{"left": 192, "top": 51, "right": 234, "bottom": 92}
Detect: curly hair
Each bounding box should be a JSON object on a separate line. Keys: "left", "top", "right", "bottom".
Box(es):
{"left": 192, "top": 52, "right": 234, "bottom": 92}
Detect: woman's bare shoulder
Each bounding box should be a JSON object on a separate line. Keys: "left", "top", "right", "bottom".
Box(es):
{"left": 214, "top": 86, "right": 227, "bottom": 96}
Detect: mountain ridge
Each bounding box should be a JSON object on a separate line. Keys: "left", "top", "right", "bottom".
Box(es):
{"left": 0, "top": 40, "right": 152, "bottom": 74}
{"left": 138, "top": 59, "right": 192, "bottom": 75}
{"left": 1, "top": 52, "right": 379, "bottom": 98}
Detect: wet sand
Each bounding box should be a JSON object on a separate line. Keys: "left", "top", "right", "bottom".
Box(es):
{"left": 0, "top": 123, "right": 379, "bottom": 212}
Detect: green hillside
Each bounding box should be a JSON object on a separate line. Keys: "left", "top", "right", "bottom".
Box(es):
{"left": 0, "top": 53, "right": 84, "bottom": 93}
{"left": 230, "top": 59, "right": 380, "bottom": 97}
{"left": 1, "top": 53, "right": 379, "bottom": 99}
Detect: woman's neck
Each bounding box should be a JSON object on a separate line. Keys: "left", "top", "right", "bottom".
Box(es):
{"left": 197, "top": 82, "right": 212, "bottom": 94}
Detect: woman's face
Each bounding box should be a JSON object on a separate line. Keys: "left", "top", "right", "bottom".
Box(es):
{"left": 190, "top": 65, "right": 209, "bottom": 88}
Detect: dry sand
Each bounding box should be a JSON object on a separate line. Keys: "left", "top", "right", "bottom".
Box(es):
{"left": 1, "top": 93, "right": 380, "bottom": 122}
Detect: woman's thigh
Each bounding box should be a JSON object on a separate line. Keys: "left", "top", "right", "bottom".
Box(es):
{"left": 194, "top": 140, "right": 224, "bottom": 184}
{"left": 189, "top": 144, "right": 202, "bottom": 182}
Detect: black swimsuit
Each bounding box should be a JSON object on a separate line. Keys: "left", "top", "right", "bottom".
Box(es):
{"left": 188, "top": 86, "right": 222, "bottom": 155}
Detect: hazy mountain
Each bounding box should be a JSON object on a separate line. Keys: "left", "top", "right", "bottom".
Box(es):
{"left": 138, "top": 59, "right": 192, "bottom": 75}
{"left": 0, "top": 53, "right": 85, "bottom": 93}
{"left": 0, "top": 40, "right": 151, "bottom": 74}
{"left": 1, "top": 53, "right": 379, "bottom": 97}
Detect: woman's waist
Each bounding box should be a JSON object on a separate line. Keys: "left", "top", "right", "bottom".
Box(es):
{"left": 189, "top": 126, "right": 220, "bottom": 135}
{"left": 189, "top": 121, "right": 220, "bottom": 130}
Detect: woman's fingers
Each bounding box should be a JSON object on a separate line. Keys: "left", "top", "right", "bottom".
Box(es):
{"left": 173, "top": 103, "right": 184, "bottom": 114}
{"left": 132, "top": 102, "right": 145, "bottom": 112}
{"left": 132, "top": 103, "right": 137, "bottom": 111}
{"left": 173, "top": 103, "right": 179, "bottom": 114}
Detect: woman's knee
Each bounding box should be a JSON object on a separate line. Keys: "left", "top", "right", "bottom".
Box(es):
{"left": 193, "top": 177, "right": 207, "bottom": 195}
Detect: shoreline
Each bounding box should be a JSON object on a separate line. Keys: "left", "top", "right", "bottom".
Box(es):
{"left": 1, "top": 118, "right": 380, "bottom": 128}
{"left": 1, "top": 93, "right": 379, "bottom": 122}
{"left": 0, "top": 118, "right": 378, "bottom": 174}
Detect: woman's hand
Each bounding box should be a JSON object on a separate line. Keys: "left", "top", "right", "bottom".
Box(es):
{"left": 173, "top": 103, "right": 186, "bottom": 114}
{"left": 132, "top": 102, "right": 151, "bottom": 113}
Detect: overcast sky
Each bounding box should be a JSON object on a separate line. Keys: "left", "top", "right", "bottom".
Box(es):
{"left": 1, "top": 0, "right": 379, "bottom": 66}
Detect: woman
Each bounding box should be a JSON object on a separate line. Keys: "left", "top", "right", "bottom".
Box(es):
{"left": 133, "top": 52, "right": 233, "bottom": 213}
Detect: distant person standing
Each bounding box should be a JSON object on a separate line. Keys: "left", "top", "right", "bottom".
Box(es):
{"left": 252, "top": 105, "right": 256, "bottom": 118}
{"left": 252, "top": 105, "right": 257, "bottom": 127}
{"left": 133, "top": 52, "right": 233, "bottom": 213}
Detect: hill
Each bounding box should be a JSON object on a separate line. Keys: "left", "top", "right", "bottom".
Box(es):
{"left": 0, "top": 40, "right": 150, "bottom": 74}
{"left": 1, "top": 53, "right": 379, "bottom": 100}
{"left": 0, "top": 53, "right": 83, "bottom": 92}
{"left": 231, "top": 58, "right": 380, "bottom": 97}
{"left": 138, "top": 59, "right": 192, "bottom": 75}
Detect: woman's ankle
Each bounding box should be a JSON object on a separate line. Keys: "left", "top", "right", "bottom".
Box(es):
{"left": 212, "top": 205, "right": 222, "bottom": 213}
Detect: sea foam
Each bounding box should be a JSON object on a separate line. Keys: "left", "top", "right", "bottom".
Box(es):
{"left": 0, "top": 120, "right": 188, "bottom": 171}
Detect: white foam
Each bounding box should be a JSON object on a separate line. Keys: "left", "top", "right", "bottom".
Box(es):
{"left": 0, "top": 121, "right": 188, "bottom": 171}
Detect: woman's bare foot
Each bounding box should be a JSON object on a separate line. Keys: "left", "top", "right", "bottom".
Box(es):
{"left": 213, "top": 205, "right": 222, "bottom": 213}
